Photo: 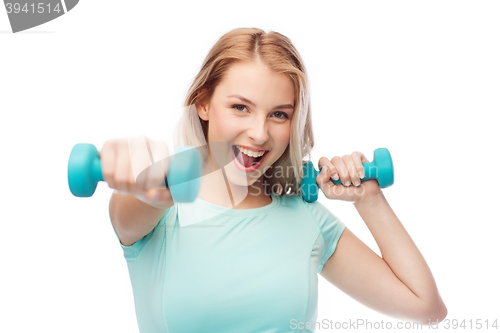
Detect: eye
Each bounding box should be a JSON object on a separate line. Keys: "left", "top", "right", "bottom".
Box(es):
{"left": 273, "top": 111, "right": 289, "bottom": 120}
{"left": 232, "top": 104, "right": 248, "bottom": 112}
{"left": 232, "top": 104, "right": 289, "bottom": 120}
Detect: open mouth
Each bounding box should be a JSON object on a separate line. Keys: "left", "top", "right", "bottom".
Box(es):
{"left": 231, "top": 145, "right": 268, "bottom": 172}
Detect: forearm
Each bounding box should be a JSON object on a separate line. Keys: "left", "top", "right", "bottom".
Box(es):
{"left": 353, "top": 191, "right": 444, "bottom": 308}
{"left": 109, "top": 191, "right": 171, "bottom": 243}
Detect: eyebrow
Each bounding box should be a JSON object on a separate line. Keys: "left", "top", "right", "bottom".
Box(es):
{"left": 227, "top": 94, "right": 294, "bottom": 110}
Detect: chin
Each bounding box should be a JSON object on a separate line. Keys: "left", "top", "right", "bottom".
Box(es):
{"left": 226, "top": 170, "right": 260, "bottom": 187}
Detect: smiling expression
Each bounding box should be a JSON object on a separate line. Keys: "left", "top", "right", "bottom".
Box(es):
{"left": 197, "top": 60, "right": 295, "bottom": 187}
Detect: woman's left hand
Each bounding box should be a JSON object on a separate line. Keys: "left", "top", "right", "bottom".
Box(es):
{"left": 316, "top": 151, "right": 382, "bottom": 203}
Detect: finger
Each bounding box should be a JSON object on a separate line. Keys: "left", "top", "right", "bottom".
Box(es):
{"left": 317, "top": 156, "right": 337, "bottom": 185}
{"left": 145, "top": 158, "right": 168, "bottom": 190}
{"left": 100, "top": 139, "right": 117, "bottom": 189}
{"left": 129, "top": 181, "right": 148, "bottom": 200}
{"left": 130, "top": 164, "right": 162, "bottom": 201}
{"left": 351, "top": 151, "right": 366, "bottom": 181}
{"left": 149, "top": 138, "right": 170, "bottom": 171}
{"left": 342, "top": 154, "right": 361, "bottom": 187}
{"left": 114, "top": 143, "right": 133, "bottom": 193}
{"left": 331, "top": 155, "right": 351, "bottom": 186}
{"left": 148, "top": 138, "right": 170, "bottom": 190}
{"left": 143, "top": 161, "right": 171, "bottom": 202}
{"left": 128, "top": 135, "right": 154, "bottom": 189}
{"left": 130, "top": 149, "right": 151, "bottom": 196}
{"left": 323, "top": 158, "right": 340, "bottom": 181}
{"left": 155, "top": 187, "right": 173, "bottom": 203}
{"left": 356, "top": 150, "right": 370, "bottom": 164}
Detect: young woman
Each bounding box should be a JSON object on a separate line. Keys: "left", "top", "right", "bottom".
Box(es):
{"left": 105, "top": 27, "right": 447, "bottom": 333}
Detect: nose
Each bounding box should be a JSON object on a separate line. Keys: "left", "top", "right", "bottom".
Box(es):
{"left": 247, "top": 116, "right": 269, "bottom": 145}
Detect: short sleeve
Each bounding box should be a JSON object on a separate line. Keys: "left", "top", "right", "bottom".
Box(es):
{"left": 109, "top": 204, "right": 176, "bottom": 260}
{"left": 306, "top": 200, "right": 346, "bottom": 273}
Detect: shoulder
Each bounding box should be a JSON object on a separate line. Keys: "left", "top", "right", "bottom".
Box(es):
{"left": 301, "top": 198, "right": 344, "bottom": 235}
{"left": 282, "top": 194, "right": 341, "bottom": 222}
{"left": 272, "top": 193, "right": 336, "bottom": 216}
{"left": 273, "top": 194, "right": 340, "bottom": 226}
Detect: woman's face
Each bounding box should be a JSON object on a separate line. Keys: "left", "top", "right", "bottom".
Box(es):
{"left": 198, "top": 60, "right": 295, "bottom": 188}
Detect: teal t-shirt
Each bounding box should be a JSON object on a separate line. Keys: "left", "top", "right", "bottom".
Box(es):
{"left": 112, "top": 193, "right": 345, "bottom": 333}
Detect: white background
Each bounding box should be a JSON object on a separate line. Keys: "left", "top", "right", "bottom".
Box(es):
{"left": 1, "top": 1, "right": 499, "bottom": 332}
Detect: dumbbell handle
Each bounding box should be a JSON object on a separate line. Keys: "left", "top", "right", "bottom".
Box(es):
{"left": 321, "top": 160, "right": 379, "bottom": 185}
{"left": 89, "top": 157, "right": 104, "bottom": 183}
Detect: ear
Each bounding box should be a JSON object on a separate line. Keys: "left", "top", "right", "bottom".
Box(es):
{"left": 196, "top": 102, "right": 209, "bottom": 121}
{"left": 196, "top": 89, "right": 210, "bottom": 121}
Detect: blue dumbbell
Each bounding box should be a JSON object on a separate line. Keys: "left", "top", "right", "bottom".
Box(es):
{"left": 68, "top": 143, "right": 202, "bottom": 202}
{"left": 300, "top": 147, "right": 394, "bottom": 202}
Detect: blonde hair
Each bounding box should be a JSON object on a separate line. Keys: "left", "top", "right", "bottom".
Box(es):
{"left": 174, "top": 27, "right": 314, "bottom": 196}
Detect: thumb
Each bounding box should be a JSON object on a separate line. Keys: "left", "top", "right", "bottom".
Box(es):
{"left": 147, "top": 189, "right": 161, "bottom": 201}
{"left": 318, "top": 166, "right": 332, "bottom": 186}
{"left": 147, "top": 188, "right": 173, "bottom": 204}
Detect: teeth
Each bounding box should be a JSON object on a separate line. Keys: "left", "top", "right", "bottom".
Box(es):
{"left": 236, "top": 145, "right": 265, "bottom": 157}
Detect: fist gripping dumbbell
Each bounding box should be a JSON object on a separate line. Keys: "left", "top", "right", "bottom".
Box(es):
{"left": 67, "top": 143, "right": 202, "bottom": 202}
{"left": 300, "top": 147, "right": 394, "bottom": 202}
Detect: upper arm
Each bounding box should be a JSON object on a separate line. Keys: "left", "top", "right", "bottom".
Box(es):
{"left": 319, "top": 227, "right": 429, "bottom": 321}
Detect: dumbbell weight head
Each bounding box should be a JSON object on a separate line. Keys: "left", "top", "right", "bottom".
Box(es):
{"left": 165, "top": 146, "right": 202, "bottom": 202}
{"left": 372, "top": 148, "right": 394, "bottom": 188}
{"left": 68, "top": 144, "right": 103, "bottom": 197}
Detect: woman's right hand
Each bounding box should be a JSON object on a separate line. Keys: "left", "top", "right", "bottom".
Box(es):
{"left": 99, "top": 136, "right": 174, "bottom": 209}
